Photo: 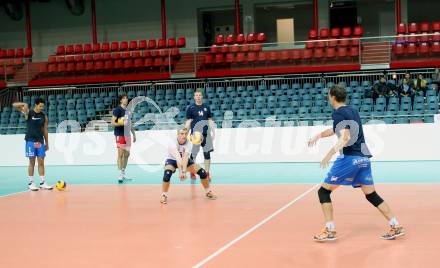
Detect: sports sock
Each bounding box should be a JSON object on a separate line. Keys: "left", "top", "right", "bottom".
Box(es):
{"left": 162, "top": 192, "right": 168, "bottom": 197}
{"left": 389, "top": 217, "right": 399, "bottom": 227}
{"left": 28, "top": 176, "right": 34, "bottom": 184}
{"left": 326, "top": 221, "right": 335, "bottom": 230}
{"left": 39, "top": 176, "right": 45, "bottom": 183}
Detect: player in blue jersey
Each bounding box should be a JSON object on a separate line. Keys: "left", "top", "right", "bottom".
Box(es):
{"left": 13, "top": 98, "right": 53, "bottom": 191}
{"left": 185, "top": 89, "right": 215, "bottom": 181}
{"left": 308, "top": 85, "right": 404, "bottom": 242}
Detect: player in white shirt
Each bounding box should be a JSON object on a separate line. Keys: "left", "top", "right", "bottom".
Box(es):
{"left": 160, "top": 127, "right": 217, "bottom": 204}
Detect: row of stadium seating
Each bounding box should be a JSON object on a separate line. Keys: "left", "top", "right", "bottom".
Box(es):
{"left": 55, "top": 38, "right": 186, "bottom": 56}
{"left": 214, "top": 33, "right": 267, "bottom": 46}
{"left": 306, "top": 26, "right": 364, "bottom": 49}
{"left": 0, "top": 48, "right": 33, "bottom": 59}
{"left": 393, "top": 42, "right": 440, "bottom": 56}
{"left": 1, "top": 77, "right": 438, "bottom": 134}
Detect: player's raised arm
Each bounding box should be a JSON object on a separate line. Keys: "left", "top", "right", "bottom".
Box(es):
{"left": 13, "top": 102, "right": 29, "bottom": 119}
{"left": 308, "top": 128, "right": 335, "bottom": 147}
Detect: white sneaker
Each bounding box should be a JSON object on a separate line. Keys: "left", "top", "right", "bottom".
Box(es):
{"left": 28, "top": 182, "right": 39, "bottom": 191}
{"left": 39, "top": 182, "right": 53, "bottom": 190}
{"left": 122, "top": 174, "right": 132, "bottom": 181}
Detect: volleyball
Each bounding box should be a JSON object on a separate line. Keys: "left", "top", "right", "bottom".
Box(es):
{"left": 189, "top": 131, "right": 203, "bottom": 145}
{"left": 55, "top": 180, "right": 67, "bottom": 191}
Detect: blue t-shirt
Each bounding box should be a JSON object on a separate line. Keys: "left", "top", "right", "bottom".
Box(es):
{"left": 332, "top": 105, "right": 372, "bottom": 158}
{"left": 25, "top": 110, "right": 46, "bottom": 143}
{"left": 113, "top": 106, "right": 130, "bottom": 136}
{"left": 186, "top": 103, "right": 212, "bottom": 135}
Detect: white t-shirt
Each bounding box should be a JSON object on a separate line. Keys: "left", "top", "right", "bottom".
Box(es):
{"left": 166, "top": 138, "right": 193, "bottom": 161}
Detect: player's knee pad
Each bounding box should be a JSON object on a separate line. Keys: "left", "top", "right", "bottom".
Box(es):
{"left": 203, "top": 151, "right": 211, "bottom": 160}
{"left": 365, "top": 191, "right": 384, "bottom": 207}
{"left": 197, "top": 168, "right": 208, "bottom": 180}
{"left": 318, "top": 187, "right": 332, "bottom": 204}
{"left": 163, "top": 170, "right": 173, "bottom": 182}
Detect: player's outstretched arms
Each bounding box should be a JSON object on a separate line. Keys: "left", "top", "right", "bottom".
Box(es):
{"left": 308, "top": 128, "right": 335, "bottom": 147}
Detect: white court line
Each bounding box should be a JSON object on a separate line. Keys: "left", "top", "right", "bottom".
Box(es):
{"left": 192, "top": 183, "right": 320, "bottom": 268}
{"left": 0, "top": 190, "right": 29, "bottom": 198}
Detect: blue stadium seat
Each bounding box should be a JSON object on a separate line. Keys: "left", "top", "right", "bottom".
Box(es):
{"left": 375, "top": 97, "right": 386, "bottom": 106}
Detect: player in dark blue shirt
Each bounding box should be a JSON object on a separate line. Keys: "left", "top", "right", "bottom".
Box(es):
{"left": 111, "top": 94, "right": 136, "bottom": 183}
{"left": 307, "top": 85, "right": 404, "bottom": 242}
{"left": 13, "top": 98, "right": 53, "bottom": 191}
{"left": 185, "top": 89, "right": 215, "bottom": 181}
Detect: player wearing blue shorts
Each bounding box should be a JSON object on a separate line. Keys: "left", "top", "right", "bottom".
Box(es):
{"left": 308, "top": 85, "right": 404, "bottom": 241}
{"left": 185, "top": 89, "right": 215, "bottom": 181}
{"left": 13, "top": 98, "right": 53, "bottom": 191}
{"left": 160, "top": 127, "right": 217, "bottom": 204}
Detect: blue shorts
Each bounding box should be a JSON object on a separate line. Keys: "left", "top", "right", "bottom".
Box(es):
{"left": 164, "top": 158, "right": 195, "bottom": 169}
{"left": 25, "top": 141, "right": 46, "bottom": 158}
{"left": 324, "top": 155, "right": 373, "bottom": 187}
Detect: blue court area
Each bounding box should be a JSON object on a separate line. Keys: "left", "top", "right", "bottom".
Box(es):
{"left": 1, "top": 161, "right": 439, "bottom": 196}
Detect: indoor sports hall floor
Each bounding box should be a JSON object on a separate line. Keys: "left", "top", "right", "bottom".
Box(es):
{"left": 1, "top": 161, "right": 439, "bottom": 268}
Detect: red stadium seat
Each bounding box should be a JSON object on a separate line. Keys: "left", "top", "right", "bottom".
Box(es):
{"left": 154, "top": 57, "right": 164, "bottom": 67}
{"left": 120, "top": 41, "right": 129, "bottom": 51}
{"left": 342, "top": 27, "right": 352, "bottom": 37}
{"left": 241, "top": 45, "right": 250, "bottom": 53}
{"left": 432, "top": 32, "right": 440, "bottom": 42}
{"left": 132, "top": 51, "right": 141, "bottom": 59}
{"left": 56, "top": 45, "right": 65, "bottom": 55}
{"left": 394, "top": 43, "right": 405, "bottom": 55}
{"left": 123, "top": 59, "right": 133, "bottom": 69}
{"left": 167, "top": 38, "right": 176, "bottom": 48}
{"left": 203, "top": 54, "right": 213, "bottom": 67}
{"left": 101, "top": 42, "right": 110, "bottom": 52}
{"left": 246, "top": 33, "right": 256, "bottom": 43}
{"left": 220, "top": 45, "right": 229, "bottom": 54}
{"left": 64, "top": 55, "right": 73, "bottom": 63}
{"left": 148, "top": 39, "right": 157, "bottom": 50}
{"left": 56, "top": 56, "right": 65, "bottom": 63}
{"left": 76, "top": 62, "right": 85, "bottom": 72}
{"left": 215, "top": 35, "right": 225, "bottom": 45}
{"left": 134, "top": 58, "right": 143, "bottom": 69}
{"left": 408, "top": 23, "right": 418, "bottom": 33}
{"left": 94, "top": 61, "right": 104, "bottom": 71}
{"left": 177, "top": 37, "right": 186, "bottom": 48}
{"left": 129, "top": 41, "right": 138, "bottom": 50}
{"left": 85, "top": 61, "right": 94, "bottom": 72}
{"left": 248, "top": 52, "right": 257, "bottom": 63}
{"left": 407, "top": 34, "right": 417, "bottom": 43}
{"left": 431, "top": 42, "right": 440, "bottom": 53}
{"left": 104, "top": 60, "right": 113, "bottom": 71}
{"left": 84, "top": 43, "right": 92, "bottom": 54}
{"left": 102, "top": 53, "right": 111, "bottom": 61}
{"left": 339, "top": 38, "right": 349, "bottom": 47}
{"left": 349, "top": 46, "right": 359, "bottom": 57}
{"left": 230, "top": 44, "right": 240, "bottom": 53}
{"left": 419, "top": 42, "right": 429, "bottom": 55}
{"left": 144, "top": 58, "right": 153, "bottom": 68}
{"left": 39, "top": 64, "right": 48, "bottom": 74}
{"left": 225, "top": 53, "right": 235, "bottom": 64}
{"left": 214, "top": 53, "right": 225, "bottom": 65}
{"left": 0, "top": 49, "right": 6, "bottom": 58}
{"left": 280, "top": 50, "right": 290, "bottom": 61}
{"left": 316, "top": 40, "right": 327, "bottom": 48}
{"left": 15, "top": 58, "right": 24, "bottom": 66}
{"left": 397, "top": 23, "right": 407, "bottom": 34}
{"left": 210, "top": 45, "right": 218, "bottom": 54}
{"left": 331, "top": 28, "right": 340, "bottom": 38}
{"left": 74, "top": 55, "right": 84, "bottom": 62}
{"left": 48, "top": 56, "right": 56, "bottom": 64}
{"left": 337, "top": 47, "right": 347, "bottom": 58}
{"left": 139, "top": 40, "right": 147, "bottom": 50}
{"left": 141, "top": 50, "right": 151, "bottom": 58}
{"left": 121, "top": 51, "right": 130, "bottom": 59}
{"left": 114, "top": 59, "right": 123, "bottom": 69}
{"left": 84, "top": 54, "right": 93, "bottom": 62}
{"left": 111, "top": 42, "right": 119, "bottom": 51}
{"left": 157, "top": 38, "right": 166, "bottom": 49}
{"left": 407, "top": 43, "right": 417, "bottom": 54}
{"left": 419, "top": 33, "right": 430, "bottom": 43}
{"left": 251, "top": 43, "right": 262, "bottom": 52}
{"left": 16, "top": 48, "right": 24, "bottom": 58}
{"left": 7, "top": 49, "right": 15, "bottom": 58}
{"left": 292, "top": 49, "right": 302, "bottom": 61}
{"left": 258, "top": 52, "right": 267, "bottom": 63}
{"left": 226, "top": 34, "right": 235, "bottom": 44}
{"left": 57, "top": 63, "right": 66, "bottom": 73}
{"left": 303, "top": 49, "right": 313, "bottom": 60}
{"left": 319, "top": 28, "right": 329, "bottom": 39}
{"left": 326, "top": 47, "right": 336, "bottom": 59}
{"left": 236, "top": 52, "right": 246, "bottom": 64}
{"left": 420, "top": 22, "right": 430, "bottom": 33}
{"left": 92, "top": 43, "right": 101, "bottom": 53}
{"left": 314, "top": 48, "right": 324, "bottom": 60}
{"left": 159, "top": 49, "right": 167, "bottom": 57}
{"left": 328, "top": 38, "right": 338, "bottom": 47}
{"left": 24, "top": 48, "right": 32, "bottom": 57}
{"left": 171, "top": 48, "right": 180, "bottom": 58}
{"left": 257, "top": 33, "right": 267, "bottom": 43}
{"left": 111, "top": 52, "right": 121, "bottom": 60}
{"left": 7, "top": 58, "right": 14, "bottom": 66}
{"left": 93, "top": 53, "right": 102, "bottom": 62}
{"left": 48, "top": 64, "right": 57, "bottom": 74}
{"left": 268, "top": 51, "right": 278, "bottom": 61}
{"left": 150, "top": 50, "right": 159, "bottom": 57}
{"left": 6, "top": 66, "right": 14, "bottom": 76}
{"left": 353, "top": 25, "right": 363, "bottom": 36}
{"left": 433, "top": 22, "right": 440, "bottom": 32}
{"left": 305, "top": 40, "right": 315, "bottom": 49}
{"left": 308, "top": 29, "right": 318, "bottom": 40}
{"left": 164, "top": 57, "right": 174, "bottom": 67}
{"left": 236, "top": 34, "right": 245, "bottom": 44}
{"left": 395, "top": 34, "right": 406, "bottom": 44}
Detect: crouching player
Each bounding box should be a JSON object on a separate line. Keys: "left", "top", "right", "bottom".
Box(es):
{"left": 160, "top": 128, "right": 217, "bottom": 204}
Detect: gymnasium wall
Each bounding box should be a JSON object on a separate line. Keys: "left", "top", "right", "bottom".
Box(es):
{"left": 1, "top": 123, "right": 439, "bottom": 167}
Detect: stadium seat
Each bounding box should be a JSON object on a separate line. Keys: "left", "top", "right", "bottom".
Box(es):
{"left": 397, "top": 23, "right": 407, "bottom": 34}
{"left": 408, "top": 22, "right": 418, "bottom": 33}
{"left": 120, "top": 41, "right": 129, "bottom": 51}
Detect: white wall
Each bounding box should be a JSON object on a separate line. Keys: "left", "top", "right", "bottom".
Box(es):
{"left": 1, "top": 124, "right": 439, "bottom": 167}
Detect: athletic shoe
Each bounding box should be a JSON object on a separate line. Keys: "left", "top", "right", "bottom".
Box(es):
{"left": 39, "top": 182, "right": 53, "bottom": 190}
{"left": 381, "top": 225, "right": 405, "bottom": 240}
{"left": 28, "top": 182, "right": 39, "bottom": 191}
{"left": 160, "top": 195, "right": 168, "bottom": 204}
{"left": 206, "top": 191, "right": 217, "bottom": 200}
{"left": 191, "top": 173, "right": 196, "bottom": 180}
{"left": 117, "top": 174, "right": 124, "bottom": 184}
{"left": 122, "top": 175, "right": 132, "bottom": 181}
{"left": 313, "top": 227, "right": 337, "bottom": 242}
